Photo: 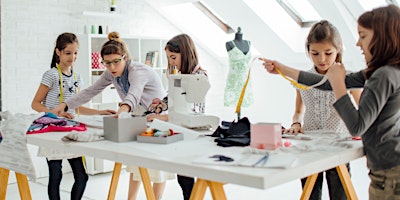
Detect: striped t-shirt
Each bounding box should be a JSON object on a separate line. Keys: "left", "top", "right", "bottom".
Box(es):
{"left": 41, "top": 67, "right": 83, "bottom": 115}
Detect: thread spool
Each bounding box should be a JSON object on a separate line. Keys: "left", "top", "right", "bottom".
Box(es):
{"left": 98, "top": 26, "right": 103, "bottom": 34}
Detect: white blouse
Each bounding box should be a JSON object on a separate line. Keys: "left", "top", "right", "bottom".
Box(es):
{"left": 298, "top": 67, "right": 354, "bottom": 136}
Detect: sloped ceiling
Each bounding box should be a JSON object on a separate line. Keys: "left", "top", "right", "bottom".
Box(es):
{"left": 146, "top": 0, "right": 366, "bottom": 70}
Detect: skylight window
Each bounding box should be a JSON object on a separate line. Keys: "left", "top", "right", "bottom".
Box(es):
{"left": 193, "top": 1, "right": 234, "bottom": 34}
{"left": 277, "top": 0, "right": 322, "bottom": 27}
{"left": 357, "top": 0, "right": 388, "bottom": 11}
{"left": 391, "top": 0, "right": 400, "bottom": 6}
{"left": 243, "top": 0, "right": 310, "bottom": 52}
{"left": 161, "top": 2, "right": 232, "bottom": 57}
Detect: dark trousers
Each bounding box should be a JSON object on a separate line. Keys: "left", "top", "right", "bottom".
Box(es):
{"left": 47, "top": 157, "right": 89, "bottom": 200}
{"left": 177, "top": 175, "right": 195, "bottom": 200}
{"left": 301, "top": 163, "right": 350, "bottom": 200}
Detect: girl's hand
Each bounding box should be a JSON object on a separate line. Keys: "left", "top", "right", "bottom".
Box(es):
{"left": 284, "top": 125, "right": 304, "bottom": 135}
{"left": 115, "top": 105, "right": 131, "bottom": 118}
{"left": 52, "top": 103, "right": 67, "bottom": 117}
{"left": 148, "top": 98, "right": 161, "bottom": 112}
{"left": 147, "top": 98, "right": 167, "bottom": 114}
{"left": 327, "top": 63, "right": 348, "bottom": 99}
{"left": 326, "top": 63, "right": 346, "bottom": 84}
{"left": 259, "top": 57, "right": 282, "bottom": 74}
{"left": 146, "top": 114, "right": 168, "bottom": 122}
{"left": 60, "top": 112, "right": 74, "bottom": 119}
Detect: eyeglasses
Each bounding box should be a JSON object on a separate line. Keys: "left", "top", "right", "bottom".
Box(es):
{"left": 101, "top": 55, "right": 126, "bottom": 67}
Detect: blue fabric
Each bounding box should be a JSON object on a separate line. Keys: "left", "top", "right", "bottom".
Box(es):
{"left": 115, "top": 62, "right": 130, "bottom": 95}
{"left": 45, "top": 112, "right": 58, "bottom": 118}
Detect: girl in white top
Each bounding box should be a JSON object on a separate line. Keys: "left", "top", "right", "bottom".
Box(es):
{"left": 31, "top": 32, "right": 114, "bottom": 200}
{"left": 285, "top": 21, "right": 362, "bottom": 200}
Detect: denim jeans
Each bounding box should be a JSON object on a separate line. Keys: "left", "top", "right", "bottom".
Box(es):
{"left": 369, "top": 165, "right": 400, "bottom": 200}
{"left": 177, "top": 175, "right": 194, "bottom": 200}
{"left": 301, "top": 163, "right": 350, "bottom": 200}
{"left": 47, "top": 157, "right": 88, "bottom": 200}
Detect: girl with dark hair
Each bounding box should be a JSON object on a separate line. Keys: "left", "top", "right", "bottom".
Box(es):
{"left": 147, "top": 34, "right": 207, "bottom": 200}
{"left": 147, "top": 33, "right": 207, "bottom": 122}
{"left": 32, "top": 32, "right": 113, "bottom": 200}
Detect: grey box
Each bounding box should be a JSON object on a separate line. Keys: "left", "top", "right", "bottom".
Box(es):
{"left": 103, "top": 116, "right": 146, "bottom": 142}
{"left": 137, "top": 133, "right": 183, "bottom": 144}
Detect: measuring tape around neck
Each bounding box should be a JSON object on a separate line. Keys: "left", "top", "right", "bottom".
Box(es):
{"left": 56, "top": 64, "right": 79, "bottom": 115}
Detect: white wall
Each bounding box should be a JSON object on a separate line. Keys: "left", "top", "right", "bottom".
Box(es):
{"left": 1, "top": 0, "right": 174, "bottom": 113}
{"left": 1, "top": 0, "right": 297, "bottom": 178}
{"left": 1, "top": 0, "right": 186, "bottom": 178}
{"left": 1, "top": 0, "right": 297, "bottom": 121}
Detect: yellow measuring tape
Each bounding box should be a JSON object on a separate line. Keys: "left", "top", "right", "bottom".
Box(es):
{"left": 235, "top": 67, "right": 251, "bottom": 119}
{"left": 56, "top": 64, "right": 79, "bottom": 116}
{"left": 235, "top": 57, "right": 258, "bottom": 120}
{"left": 235, "top": 57, "right": 328, "bottom": 120}
{"left": 275, "top": 66, "right": 329, "bottom": 90}
{"left": 56, "top": 64, "right": 85, "bottom": 170}
{"left": 274, "top": 67, "right": 311, "bottom": 90}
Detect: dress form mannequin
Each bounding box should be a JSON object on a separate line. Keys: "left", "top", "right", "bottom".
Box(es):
{"left": 224, "top": 27, "right": 254, "bottom": 108}
{"left": 225, "top": 27, "right": 251, "bottom": 54}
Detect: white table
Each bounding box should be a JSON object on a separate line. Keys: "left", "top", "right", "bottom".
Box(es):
{"left": 25, "top": 129, "right": 364, "bottom": 200}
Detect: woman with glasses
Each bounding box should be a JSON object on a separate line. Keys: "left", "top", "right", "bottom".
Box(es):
{"left": 53, "top": 31, "right": 166, "bottom": 117}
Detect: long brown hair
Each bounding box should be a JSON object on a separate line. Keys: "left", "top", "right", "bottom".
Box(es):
{"left": 305, "top": 20, "right": 343, "bottom": 63}
{"left": 358, "top": 4, "right": 400, "bottom": 78}
{"left": 165, "top": 34, "right": 202, "bottom": 74}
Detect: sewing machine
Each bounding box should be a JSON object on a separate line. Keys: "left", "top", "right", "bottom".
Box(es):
{"left": 168, "top": 74, "right": 220, "bottom": 129}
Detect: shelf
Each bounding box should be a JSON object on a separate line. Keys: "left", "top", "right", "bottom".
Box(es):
{"left": 75, "top": 34, "right": 168, "bottom": 101}
{"left": 82, "top": 11, "right": 121, "bottom": 18}
{"left": 88, "top": 34, "right": 108, "bottom": 38}
{"left": 92, "top": 70, "right": 106, "bottom": 76}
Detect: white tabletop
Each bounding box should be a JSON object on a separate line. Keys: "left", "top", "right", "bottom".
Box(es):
{"left": 27, "top": 129, "right": 364, "bottom": 190}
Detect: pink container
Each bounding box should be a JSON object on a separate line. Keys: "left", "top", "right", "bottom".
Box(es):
{"left": 250, "top": 123, "right": 282, "bottom": 150}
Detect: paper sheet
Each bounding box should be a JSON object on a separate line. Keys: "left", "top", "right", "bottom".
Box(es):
{"left": 0, "top": 112, "right": 43, "bottom": 182}
{"left": 192, "top": 152, "right": 297, "bottom": 169}
{"left": 73, "top": 115, "right": 105, "bottom": 128}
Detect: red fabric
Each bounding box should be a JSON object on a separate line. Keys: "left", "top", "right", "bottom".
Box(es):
{"left": 26, "top": 123, "right": 86, "bottom": 134}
